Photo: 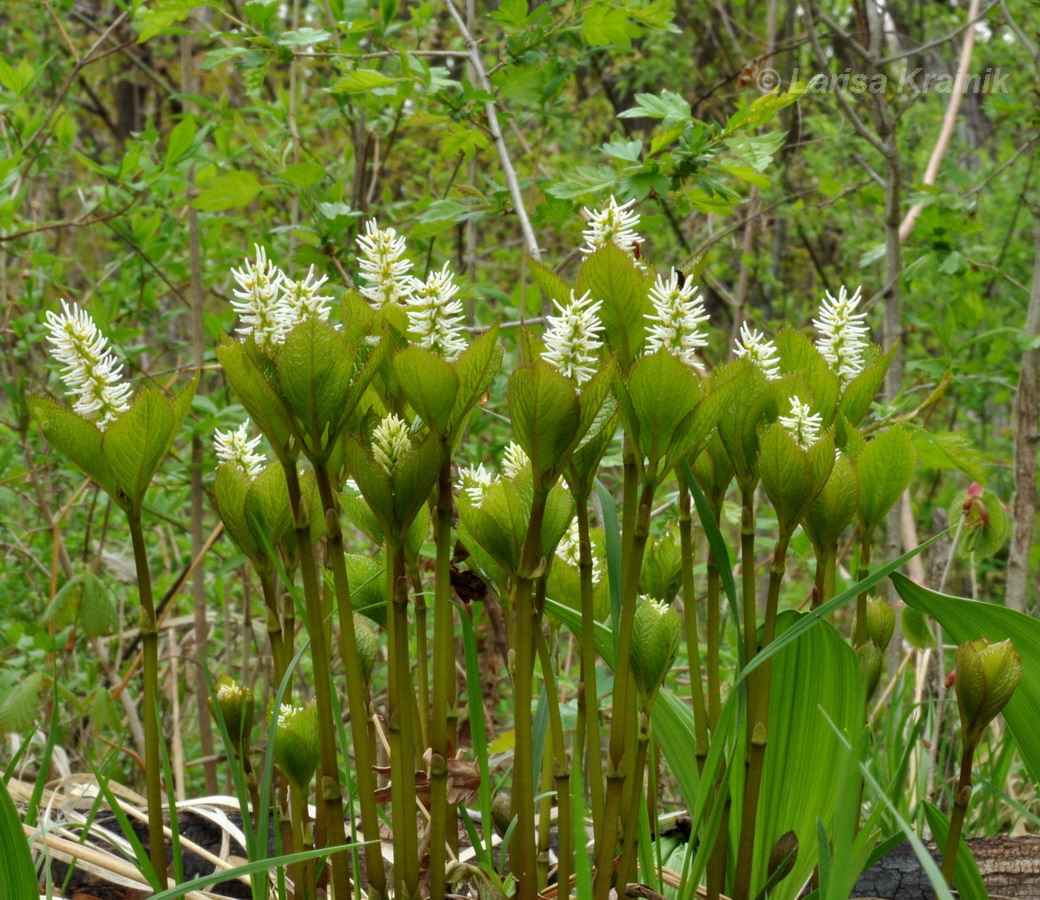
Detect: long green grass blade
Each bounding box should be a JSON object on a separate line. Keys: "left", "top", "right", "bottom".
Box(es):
{"left": 0, "top": 774, "right": 38, "bottom": 898}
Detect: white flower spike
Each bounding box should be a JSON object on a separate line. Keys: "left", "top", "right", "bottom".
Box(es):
{"left": 372, "top": 413, "right": 412, "bottom": 472}
{"left": 230, "top": 244, "right": 288, "bottom": 346}
{"left": 456, "top": 463, "right": 493, "bottom": 506}
{"left": 646, "top": 270, "right": 710, "bottom": 369}
{"left": 779, "top": 398, "right": 823, "bottom": 449}
{"left": 556, "top": 518, "right": 602, "bottom": 584}
{"left": 502, "top": 442, "right": 530, "bottom": 481}
{"left": 734, "top": 321, "right": 781, "bottom": 380}
{"left": 406, "top": 262, "right": 467, "bottom": 361}
{"left": 542, "top": 290, "right": 604, "bottom": 386}
{"left": 281, "top": 265, "right": 333, "bottom": 327}
{"left": 580, "top": 195, "right": 642, "bottom": 257}
{"left": 356, "top": 219, "right": 414, "bottom": 309}
{"left": 214, "top": 420, "right": 266, "bottom": 478}
{"left": 44, "top": 299, "right": 132, "bottom": 431}
{"left": 814, "top": 285, "right": 869, "bottom": 385}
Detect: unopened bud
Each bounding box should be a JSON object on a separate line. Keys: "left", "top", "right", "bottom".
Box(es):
{"left": 865, "top": 596, "right": 895, "bottom": 652}
{"left": 857, "top": 642, "right": 884, "bottom": 700}
{"left": 354, "top": 615, "right": 379, "bottom": 685}
{"left": 767, "top": 830, "right": 798, "bottom": 883}
{"left": 630, "top": 598, "right": 681, "bottom": 704}
{"left": 273, "top": 701, "right": 320, "bottom": 789}
{"left": 955, "top": 638, "right": 1021, "bottom": 747}
{"left": 211, "top": 675, "right": 255, "bottom": 753}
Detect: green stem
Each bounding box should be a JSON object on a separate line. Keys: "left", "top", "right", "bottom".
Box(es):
{"left": 289, "top": 780, "right": 316, "bottom": 900}
{"left": 706, "top": 533, "right": 722, "bottom": 731}
{"left": 536, "top": 629, "right": 573, "bottom": 898}
{"left": 678, "top": 484, "right": 709, "bottom": 766}
{"left": 740, "top": 484, "right": 758, "bottom": 663}
{"left": 512, "top": 491, "right": 548, "bottom": 900}
{"left": 313, "top": 466, "right": 387, "bottom": 898}
{"left": 386, "top": 538, "right": 421, "bottom": 898}
{"left": 941, "top": 745, "right": 975, "bottom": 884}
{"left": 575, "top": 497, "right": 605, "bottom": 830}
{"left": 282, "top": 463, "right": 351, "bottom": 900}
{"left": 706, "top": 782, "right": 730, "bottom": 900}
{"left": 128, "top": 514, "right": 169, "bottom": 884}
{"left": 733, "top": 531, "right": 790, "bottom": 900}
{"left": 616, "top": 712, "right": 650, "bottom": 888}
{"left": 854, "top": 536, "right": 872, "bottom": 646}
{"left": 259, "top": 572, "right": 289, "bottom": 694}
{"left": 412, "top": 572, "right": 431, "bottom": 750}
{"left": 593, "top": 477, "right": 655, "bottom": 898}
{"left": 429, "top": 460, "right": 456, "bottom": 900}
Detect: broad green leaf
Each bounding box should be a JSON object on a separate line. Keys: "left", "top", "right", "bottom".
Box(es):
{"left": 507, "top": 361, "right": 581, "bottom": 485}
{"left": 620, "top": 349, "right": 699, "bottom": 473}
{"left": 724, "top": 130, "right": 787, "bottom": 173}
{"left": 540, "top": 482, "right": 575, "bottom": 563}
{"left": 277, "top": 27, "right": 332, "bottom": 46}
{"left": 458, "top": 479, "right": 528, "bottom": 576}
{"left": 839, "top": 344, "right": 893, "bottom": 424}
{"left": 346, "top": 553, "right": 387, "bottom": 625}
{"left": 758, "top": 423, "right": 834, "bottom": 532}
{"left": 394, "top": 346, "right": 459, "bottom": 436}
{"left": 277, "top": 318, "right": 355, "bottom": 444}
{"left": 343, "top": 436, "right": 394, "bottom": 532}
{"left": 164, "top": 114, "right": 196, "bottom": 167}
{"left": 0, "top": 670, "right": 44, "bottom": 733}
{"left": 775, "top": 328, "right": 840, "bottom": 423}
{"left": 893, "top": 572, "right": 1040, "bottom": 784}
{"left": 450, "top": 326, "right": 502, "bottom": 436}
{"left": 949, "top": 486, "right": 1009, "bottom": 559}
{"left": 217, "top": 338, "right": 296, "bottom": 459}
{"left": 391, "top": 431, "right": 441, "bottom": 528}
{"left": 528, "top": 257, "right": 573, "bottom": 312}
{"left": 753, "top": 611, "right": 862, "bottom": 899}
{"left": 214, "top": 463, "right": 262, "bottom": 563}
{"left": 802, "top": 454, "right": 858, "bottom": 554}
{"left": 912, "top": 430, "right": 988, "bottom": 484}
{"left": 103, "top": 387, "right": 175, "bottom": 511}
{"left": 190, "top": 170, "right": 262, "bottom": 211}
{"left": 29, "top": 397, "right": 119, "bottom": 501}
{"left": 576, "top": 244, "right": 653, "bottom": 370}
{"left": 855, "top": 427, "right": 915, "bottom": 534}
{"left": 244, "top": 463, "right": 292, "bottom": 555}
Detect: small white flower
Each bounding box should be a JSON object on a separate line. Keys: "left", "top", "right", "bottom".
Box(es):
{"left": 372, "top": 413, "right": 412, "bottom": 472}
{"left": 542, "top": 290, "right": 604, "bottom": 386}
{"left": 281, "top": 265, "right": 333, "bottom": 327}
{"left": 502, "top": 442, "right": 530, "bottom": 480}
{"left": 580, "top": 195, "right": 642, "bottom": 257}
{"left": 456, "top": 463, "right": 493, "bottom": 506}
{"left": 216, "top": 680, "right": 246, "bottom": 703}
{"left": 44, "top": 299, "right": 132, "bottom": 431}
{"left": 277, "top": 703, "right": 302, "bottom": 729}
{"left": 645, "top": 270, "right": 710, "bottom": 369}
{"left": 779, "top": 398, "right": 823, "bottom": 449}
{"left": 813, "top": 285, "right": 869, "bottom": 385}
{"left": 556, "top": 518, "right": 602, "bottom": 584}
{"left": 230, "top": 244, "right": 288, "bottom": 346}
{"left": 214, "top": 420, "right": 266, "bottom": 477}
{"left": 356, "top": 219, "right": 414, "bottom": 309}
{"left": 406, "top": 263, "right": 467, "bottom": 361}
{"left": 733, "top": 322, "right": 781, "bottom": 380}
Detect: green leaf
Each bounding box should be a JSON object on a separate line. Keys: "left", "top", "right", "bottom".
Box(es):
{"left": 528, "top": 257, "right": 573, "bottom": 312}
{"left": 912, "top": 430, "right": 988, "bottom": 484}
{"left": 758, "top": 423, "right": 834, "bottom": 532}
{"left": 394, "top": 346, "right": 459, "bottom": 436}
{"left": 391, "top": 431, "right": 441, "bottom": 528}
{"left": 839, "top": 344, "right": 893, "bottom": 425}
{"left": 277, "top": 27, "right": 332, "bottom": 46}
{"left": 29, "top": 397, "right": 119, "bottom": 501}
{"left": 775, "top": 328, "right": 840, "bottom": 423}
{"left": 190, "top": 170, "right": 262, "bottom": 211}
{"left": 620, "top": 349, "right": 699, "bottom": 473}
{"left": 0, "top": 775, "right": 37, "bottom": 897}
{"left": 343, "top": 436, "right": 394, "bottom": 533}
{"left": 576, "top": 244, "right": 653, "bottom": 370}
{"left": 724, "top": 130, "right": 787, "bottom": 173}
{"left": 214, "top": 463, "right": 262, "bottom": 563}
{"left": 0, "top": 670, "right": 44, "bottom": 733}
{"left": 582, "top": 3, "right": 635, "bottom": 47}
{"left": 134, "top": 0, "right": 211, "bottom": 42}
{"left": 855, "top": 427, "right": 916, "bottom": 534}
{"left": 893, "top": 572, "right": 1040, "bottom": 784}
{"left": 103, "top": 387, "right": 176, "bottom": 511}
{"left": 507, "top": 361, "right": 581, "bottom": 486}
{"left": 278, "top": 161, "right": 325, "bottom": 187}
{"left": 450, "top": 326, "right": 502, "bottom": 435}
{"left": 217, "top": 338, "right": 296, "bottom": 459}
{"left": 545, "top": 165, "right": 619, "bottom": 200}
{"left": 164, "top": 114, "right": 197, "bottom": 167}
{"left": 901, "top": 604, "right": 934, "bottom": 649}
{"left": 753, "top": 611, "right": 862, "bottom": 899}
{"left": 802, "top": 454, "right": 858, "bottom": 554}
{"left": 245, "top": 463, "right": 293, "bottom": 554}
{"left": 619, "top": 90, "right": 691, "bottom": 127}
{"left": 328, "top": 69, "right": 402, "bottom": 93}
{"left": 458, "top": 479, "right": 529, "bottom": 576}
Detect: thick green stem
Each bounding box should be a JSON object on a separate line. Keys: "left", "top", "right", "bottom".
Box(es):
{"left": 575, "top": 498, "right": 605, "bottom": 831}
{"left": 616, "top": 713, "right": 650, "bottom": 887}
{"left": 282, "top": 464, "right": 351, "bottom": 900}
{"left": 386, "top": 539, "right": 421, "bottom": 898}
{"left": 313, "top": 467, "right": 387, "bottom": 898}
{"left": 259, "top": 572, "right": 289, "bottom": 694}
{"left": 289, "top": 781, "right": 316, "bottom": 900}
{"left": 854, "top": 536, "right": 872, "bottom": 646}
{"left": 706, "top": 781, "right": 730, "bottom": 900}
{"left": 128, "top": 514, "right": 169, "bottom": 884}
{"left": 429, "top": 460, "right": 457, "bottom": 900}
{"left": 706, "top": 539, "right": 722, "bottom": 730}
{"left": 593, "top": 478, "right": 655, "bottom": 898}
{"left": 413, "top": 575, "right": 431, "bottom": 750}
{"left": 678, "top": 484, "right": 709, "bottom": 766}
{"left": 536, "top": 629, "right": 573, "bottom": 898}
{"left": 740, "top": 485, "right": 758, "bottom": 663}
{"left": 941, "top": 745, "right": 975, "bottom": 884}
{"left": 733, "top": 532, "right": 790, "bottom": 900}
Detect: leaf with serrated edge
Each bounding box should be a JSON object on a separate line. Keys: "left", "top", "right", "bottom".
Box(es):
{"left": 507, "top": 361, "right": 581, "bottom": 485}
{"left": 855, "top": 428, "right": 916, "bottom": 534}
{"left": 576, "top": 244, "right": 653, "bottom": 370}
{"left": 103, "top": 387, "right": 175, "bottom": 511}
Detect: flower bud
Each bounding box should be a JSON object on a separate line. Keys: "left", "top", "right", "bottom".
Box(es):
{"left": 630, "top": 598, "right": 681, "bottom": 705}
{"left": 954, "top": 638, "right": 1021, "bottom": 747}
{"left": 865, "top": 596, "right": 895, "bottom": 652}
{"left": 767, "top": 830, "right": 798, "bottom": 884}
{"left": 273, "top": 701, "right": 321, "bottom": 789}
{"left": 857, "top": 642, "right": 884, "bottom": 700}
{"left": 354, "top": 615, "right": 379, "bottom": 685}
{"left": 211, "top": 675, "right": 255, "bottom": 753}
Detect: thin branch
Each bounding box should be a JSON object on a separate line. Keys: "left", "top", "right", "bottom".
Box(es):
{"left": 444, "top": 0, "right": 541, "bottom": 261}
{"left": 878, "top": 0, "right": 1000, "bottom": 66}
